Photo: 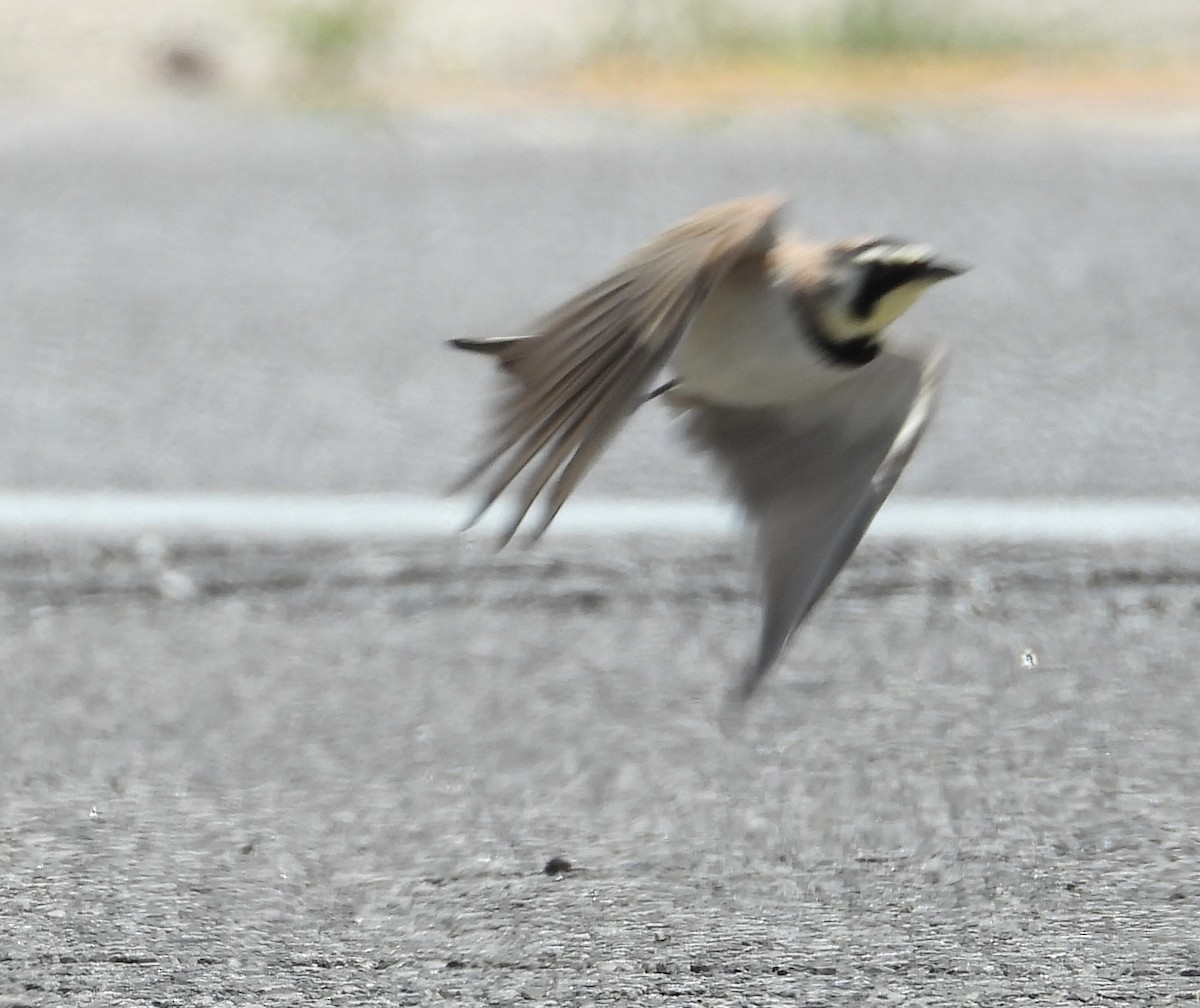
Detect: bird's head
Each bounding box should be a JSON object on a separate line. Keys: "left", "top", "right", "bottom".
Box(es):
{"left": 810, "top": 239, "right": 966, "bottom": 361}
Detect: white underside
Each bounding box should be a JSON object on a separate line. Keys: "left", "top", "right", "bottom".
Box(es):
{"left": 668, "top": 277, "right": 848, "bottom": 408}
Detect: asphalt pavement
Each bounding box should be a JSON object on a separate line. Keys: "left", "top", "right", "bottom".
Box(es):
{"left": 2, "top": 536, "right": 1199, "bottom": 1005}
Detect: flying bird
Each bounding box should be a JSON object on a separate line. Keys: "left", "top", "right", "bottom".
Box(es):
{"left": 449, "top": 195, "right": 964, "bottom": 703}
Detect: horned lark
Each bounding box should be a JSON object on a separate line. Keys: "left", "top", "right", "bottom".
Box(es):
{"left": 450, "top": 195, "right": 964, "bottom": 703}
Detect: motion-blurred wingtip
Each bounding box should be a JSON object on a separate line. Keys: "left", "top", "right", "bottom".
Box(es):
{"left": 720, "top": 658, "right": 770, "bottom": 726}
{"left": 717, "top": 689, "right": 749, "bottom": 739}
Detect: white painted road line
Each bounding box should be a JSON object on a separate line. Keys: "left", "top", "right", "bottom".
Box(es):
{"left": 0, "top": 493, "right": 1196, "bottom": 543}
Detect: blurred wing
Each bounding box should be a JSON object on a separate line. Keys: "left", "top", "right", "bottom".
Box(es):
{"left": 450, "top": 194, "right": 786, "bottom": 544}
{"left": 686, "top": 348, "right": 945, "bottom": 703}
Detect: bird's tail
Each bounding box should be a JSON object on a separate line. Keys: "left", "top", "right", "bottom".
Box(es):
{"left": 448, "top": 335, "right": 530, "bottom": 374}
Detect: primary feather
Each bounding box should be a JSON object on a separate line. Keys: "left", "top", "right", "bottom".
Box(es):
{"left": 450, "top": 194, "right": 784, "bottom": 543}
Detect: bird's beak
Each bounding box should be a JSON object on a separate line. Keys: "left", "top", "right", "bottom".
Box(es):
{"left": 923, "top": 258, "right": 969, "bottom": 281}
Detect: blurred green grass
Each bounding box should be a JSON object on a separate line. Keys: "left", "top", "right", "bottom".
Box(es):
{"left": 261, "top": 0, "right": 404, "bottom": 101}
{"left": 592, "top": 0, "right": 1094, "bottom": 65}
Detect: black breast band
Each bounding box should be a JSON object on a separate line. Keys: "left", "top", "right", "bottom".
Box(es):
{"left": 789, "top": 294, "right": 880, "bottom": 367}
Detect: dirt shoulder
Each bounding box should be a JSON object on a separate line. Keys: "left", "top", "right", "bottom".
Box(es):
{"left": 3, "top": 1, "right": 1200, "bottom": 125}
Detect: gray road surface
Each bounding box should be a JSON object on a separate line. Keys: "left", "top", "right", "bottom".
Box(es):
{"left": 2, "top": 536, "right": 1200, "bottom": 1005}
{"left": 1, "top": 104, "right": 1199, "bottom": 499}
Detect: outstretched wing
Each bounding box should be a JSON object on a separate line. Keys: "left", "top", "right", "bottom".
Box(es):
{"left": 450, "top": 194, "right": 786, "bottom": 544}
{"left": 685, "top": 347, "right": 945, "bottom": 703}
